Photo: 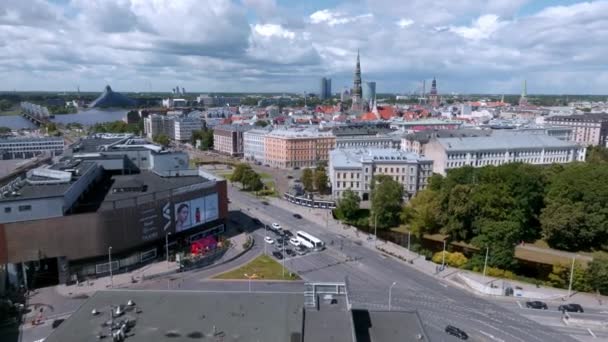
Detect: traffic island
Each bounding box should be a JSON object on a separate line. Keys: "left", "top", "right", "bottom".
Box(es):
{"left": 212, "top": 255, "right": 300, "bottom": 280}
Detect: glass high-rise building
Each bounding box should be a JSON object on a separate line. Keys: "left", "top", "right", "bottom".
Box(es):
{"left": 320, "top": 77, "right": 332, "bottom": 100}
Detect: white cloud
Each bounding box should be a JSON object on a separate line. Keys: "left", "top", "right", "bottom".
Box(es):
{"left": 450, "top": 14, "right": 504, "bottom": 41}
{"left": 309, "top": 9, "right": 373, "bottom": 26}
{"left": 396, "top": 18, "right": 414, "bottom": 28}
{"left": 253, "top": 23, "right": 295, "bottom": 39}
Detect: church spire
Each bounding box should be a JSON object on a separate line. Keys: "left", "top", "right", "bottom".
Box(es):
{"left": 351, "top": 49, "right": 363, "bottom": 112}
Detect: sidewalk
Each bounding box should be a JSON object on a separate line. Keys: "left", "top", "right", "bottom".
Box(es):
{"left": 55, "top": 233, "right": 250, "bottom": 297}
{"left": 270, "top": 198, "right": 608, "bottom": 309}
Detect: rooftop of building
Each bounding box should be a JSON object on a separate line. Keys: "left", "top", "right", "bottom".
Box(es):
{"left": 331, "top": 123, "right": 394, "bottom": 137}
{"left": 267, "top": 128, "right": 335, "bottom": 139}
{"left": 545, "top": 112, "right": 608, "bottom": 122}
{"left": 0, "top": 159, "right": 98, "bottom": 203}
{"left": 0, "top": 136, "right": 64, "bottom": 143}
{"left": 212, "top": 124, "right": 253, "bottom": 132}
{"left": 389, "top": 117, "right": 463, "bottom": 126}
{"left": 44, "top": 289, "right": 429, "bottom": 342}
{"left": 434, "top": 133, "right": 580, "bottom": 152}
{"left": 404, "top": 128, "right": 492, "bottom": 143}
{"left": 71, "top": 136, "right": 162, "bottom": 154}
{"left": 330, "top": 148, "right": 430, "bottom": 168}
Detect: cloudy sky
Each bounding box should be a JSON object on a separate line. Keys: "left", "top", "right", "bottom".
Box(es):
{"left": 1, "top": 0, "right": 607, "bottom": 94}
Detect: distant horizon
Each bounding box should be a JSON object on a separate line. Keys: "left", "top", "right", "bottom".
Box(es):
{"left": 2, "top": 1, "right": 608, "bottom": 94}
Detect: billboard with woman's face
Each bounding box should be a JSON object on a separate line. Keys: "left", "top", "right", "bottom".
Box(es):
{"left": 174, "top": 193, "right": 220, "bottom": 232}
{"left": 174, "top": 201, "right": 192, "bottom": 232}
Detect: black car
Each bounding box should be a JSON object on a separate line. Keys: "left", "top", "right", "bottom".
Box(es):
{"left": 445, "top": 325, "right": 468, "bottom": 340}
{"left": 558, "top": 303, "right": 584, "bottom": 313}
{"left": 293, "top": 214, "right": 302, "bottom": 219}
{"left": 526, "top": 301, "right": 548, "bottom": 310}
{"left": 272, "top": 251, "right": 284, "bottom": 260}
{"left": 283, "top": 230, "right": 293, "bottom": 237}
{"left": 285, "top": 249, "right": 295, "bottom": 256}
{"left": 287, "top": 175, "right": 293, "bottom": 179}
{"left": 52, "top": 319, "right": 65, "bottom": 329}
{"left": 261, "top": 201, "right": 269, "bottom": 205}
{"left": 276, "top": 238, "right": 285, "bottom": 245}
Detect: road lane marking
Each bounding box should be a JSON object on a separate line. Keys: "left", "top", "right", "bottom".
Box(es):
{"left": 517, "top": 301, "right": 523, "bottom": 309}
{"left": 587, "top": 328, "right": 596, "bottom": 338}
{"left": 479, "top": 330, "right": 505, "bottom": 342}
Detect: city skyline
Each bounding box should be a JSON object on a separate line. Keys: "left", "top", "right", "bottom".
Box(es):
{"left": 1, "top": 0, "right": 607, "bottom": 94}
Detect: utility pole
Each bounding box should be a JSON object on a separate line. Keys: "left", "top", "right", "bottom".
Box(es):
{"left": 374, "top": 213, "right": 378, "bottom": 246}
{"left": 568, "top": 255, "right": 576, "bottom": 297}
{"left": 108, "top": 246, "right": 113, "bottom": 289}
{"left": 389, "top": 282, "right": 397, "bottom": 311}
{"left": 264, "top": 225, "right": 268, "bottom": 255}
{"left": 407, "top": 231, "right": 411, "bottom": 251}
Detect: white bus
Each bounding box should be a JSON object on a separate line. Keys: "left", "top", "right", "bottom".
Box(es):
{"left": 296, "top": 231, "right": 325, "bottom": 251}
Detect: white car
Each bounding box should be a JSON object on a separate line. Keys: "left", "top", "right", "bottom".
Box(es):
{"left": 289, "top": 237, "right": 301, "bottom": 247}
{"left": 271, "top": 223, "right": 282, "bottom": 230}
{"left": 264, "top": 236, "right": 274, "bottom": 244}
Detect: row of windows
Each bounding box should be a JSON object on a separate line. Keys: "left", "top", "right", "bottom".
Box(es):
{"left": 3, "top": 205, "right": 32, "bottom": 213}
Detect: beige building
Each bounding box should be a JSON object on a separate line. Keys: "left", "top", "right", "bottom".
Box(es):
{"left": 425, "top": 133, "right": 586, "bottom": 176}
{"left": 544, "top": 113, "right": 608, "bottom": 147}
{"left": 328, "top": 148, "right": 433, "bottom": 201}
{"left": 213, "top": 125, "right": 252, "bottom": 157}
{"left": 264, "top": 128, "right": 336, "bottom": 169}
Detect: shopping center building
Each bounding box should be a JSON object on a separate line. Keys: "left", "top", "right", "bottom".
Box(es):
{"left": 0, "top": 134, "right": 228, "bottom": 290}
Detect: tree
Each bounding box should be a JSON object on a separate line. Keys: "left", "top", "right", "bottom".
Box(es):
{"left": 548, "top": 262, "right": 591, "bottom": 292}
{"left": 201, "top": 129, "right": 214, "bottom": 150}
{"left": 242, "top": 169, "right": 263, "bottom": 191}
{"left": 587, "top": 146, "right": 608, "bottom": 163}
{"left": 0, "top": 99, "right": 11, "bottom": 111}
{"left": 231, "top": 163, "right": 252, "bottom": 183}
{"left": 314, "top": 166, "right": 329, "bottom": 194}
{"left": 403, "top": 189, "right": 442, "bottom": 237}
{"left": 153, "top": 134, "right": 171, "bottom": 147}
{"left": 301, "top": 168, "right": 314, "bottom": 192}
{"left": 336, "top": 189, "right": 360, "bottom": 221}
{"left": 255, "top": 120, "right": 268, "bottom": 127}
{"left": 471, "top": 219, "right": 522, "bottom": 270}
{"left": 370, "top": 175, "right": 404, "bottom": 229}
{"left": 0, "top": 126, "right": 11, "bottom": 134}
{"left": 588, "top": 255, "right": 608, "bottom": 295}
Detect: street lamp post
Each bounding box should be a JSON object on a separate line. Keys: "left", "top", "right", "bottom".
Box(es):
{"left": 441, "top": 239, "right": 447, "bottom": 270}
{"left": 483, "top": 246, "right": 489, "bottom": 283}
{"left": 388, "top": 282, "right": 397, "bottom": 311}
{"left": 282, "top": 240, "right": 286, "bottom": 278}
{"left": 407, "top": 231, "right": 411, "bottom": 251}
{"left": 374, "top": 214, "right": 378, "bottom": 245}
{"left": 165, "top": 232, "right": 171, "bottom": 269}
{"left": 264, "top": 225, "right": 268, "bottom": 255}
{"left": 568, "top": 255, "right": 577, "bottom": 297}
{"left": 108, "top": 246, "right": 113, "bottom": 289}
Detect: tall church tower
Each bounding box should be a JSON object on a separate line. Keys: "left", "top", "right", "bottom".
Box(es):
{"left": 428, "top": 77, "right": 439, "bottom": 107}
{"left": 351, "top": 50, "right": 363, "bottom": 112}
{"left": 519, "top": 80, "right": 529, "bottom": 106}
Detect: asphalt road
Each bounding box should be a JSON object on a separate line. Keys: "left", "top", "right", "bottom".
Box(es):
{"left": 225, "top": 186, "right": 597, "bottom": 342}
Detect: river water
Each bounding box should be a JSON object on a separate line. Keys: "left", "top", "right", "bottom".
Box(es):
{"left": 0, "top": 109, "right": 128, "bottom": 129}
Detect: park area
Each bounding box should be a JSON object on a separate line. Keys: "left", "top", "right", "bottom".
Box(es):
{"left": 213, "top": 255, "right": 299, "bottom": 281}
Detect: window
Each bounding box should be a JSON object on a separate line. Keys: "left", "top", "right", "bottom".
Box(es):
{"left": 4, "top": 207, "right": 10, "bottom": 213}
{"left": 18, "top": 205, "right": 32, "bottom": 212}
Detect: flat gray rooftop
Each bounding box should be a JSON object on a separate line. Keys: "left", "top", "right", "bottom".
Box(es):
{"left": 45, "top": 290, "right": 305, "bottom": 342}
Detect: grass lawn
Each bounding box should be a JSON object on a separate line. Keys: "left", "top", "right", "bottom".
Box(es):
{"left": 0, "top": 109, "right": 21, "bottom": 116}
{"left": 213, "top": 254, "right": 299, "bottom": 280}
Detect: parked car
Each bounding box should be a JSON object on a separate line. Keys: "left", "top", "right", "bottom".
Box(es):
{"left": 445, "top": 325, "right": 468, "bottom": 340}
{"left": 558, "top": 304, "right": 584, "bottom": 313}
{"left": 261, "top": 201, "right": 269, "bottom": 205}
{"left": 289, "top": 237, "right": 301, "bottom": 247}
{"left": 276, "top": 238, "right": 285, "bottom": 245}
{"left": 293, "top": 214, "right": 302, "bottom": 219}
{"left": 272, "top": 251, "right": 283, "bottom": 260}
{"left": 287, "top": 175, "right": 293, "bottom": 179}
{"left": 296, "top": 247, "right": 307, "bottom": 255}
{"left": 526, "top": 301, "right": 548, "bottom": 310}
{"left": 285, "top": 249, "right": 295, "bottom": 256}
{"left": 272, "top": 223, "right": 282, "bottom": 230}
{"left": 264, "top": 236, "right": 274, "bottom": 244}
{"left": 283, "top": 230, "right": 293, "bottom": 237}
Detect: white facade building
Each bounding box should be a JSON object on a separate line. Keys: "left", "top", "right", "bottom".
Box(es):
{"left": 173, "top": 117, "right": 203, "bottom": 142}
{"left": 243, "top": 128, "right": 270, "bottom": 162}
{"left": 328, "top": 148, "right": 433, "bottom": 201}
{"left": 0, "top": 137, "right": 65, "bottom": 159}
{"left": 424, "top": 133, "right": 586, "bottom": 176}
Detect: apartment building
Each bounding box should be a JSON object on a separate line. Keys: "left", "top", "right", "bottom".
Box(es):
{"left": 328, "top": 148, "right": 433, "bottom": 201}
{"left": 143, "top": 114, "right": 202, "bottom": 142}
{"left": 243, "top": 128, "right": 271, "bottom": 163}
{"left": 425, "top": 132, "right": 586, "bottom": 175}
{"left": 264, "top": 128, "right": 336, "bottom": 169}
{"left": 213, "top": 125, "right": 252, "bottom": 157}
{"left": 174, "top": 116, "right": 203, "bottom": 142}
{"left": 544, "top": 113, "right": 608, "bottom": 146}
{"left": 401, "top": 129, "right": 492, "bottom": 155}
